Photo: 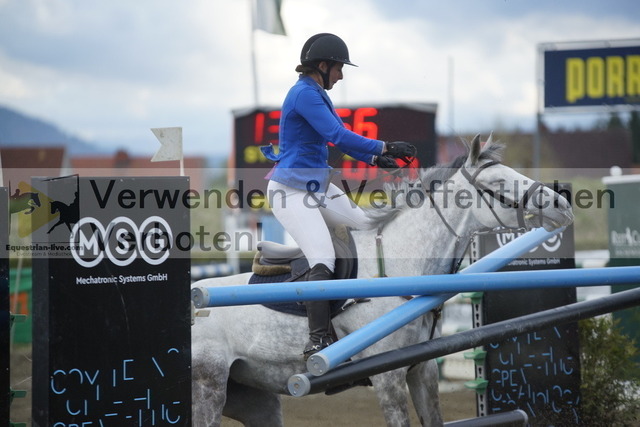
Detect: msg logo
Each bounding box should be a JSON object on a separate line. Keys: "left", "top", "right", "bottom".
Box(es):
{"left": 70, "top": 216, "right": 173, "bottom": 268}
{"left": 496, "top": 231, "right": 563, "bottom": 253}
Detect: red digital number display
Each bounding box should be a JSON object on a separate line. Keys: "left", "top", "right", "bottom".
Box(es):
{"left": 250, "top": 107, "right": 380, "bottom": 146}
{"left": 335, "top": 107, "right": 379, "bottom": 139}
{"left": 253, "top": 110, "right": 281, "bottom": 144}
{"left": 233, "top": 103, "right": 436, "bottom": 205}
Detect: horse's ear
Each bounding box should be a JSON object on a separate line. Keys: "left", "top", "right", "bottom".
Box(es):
{"left": 485, "top": 132, "right": 494, "bottom": 148}
{"left": 466, "top": 134, "right": 482, "bottom": 166}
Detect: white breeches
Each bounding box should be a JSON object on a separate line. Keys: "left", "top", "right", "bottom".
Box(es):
{"left": 267, "top": 180, "right": 371, "bottom": 272}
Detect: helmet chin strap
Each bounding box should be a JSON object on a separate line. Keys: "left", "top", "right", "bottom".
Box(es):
{"left": 312, "top": 61, "right": 335, "bottom": 89}
{"left": 319, "top": 69, "right": 330, "bottom": 89}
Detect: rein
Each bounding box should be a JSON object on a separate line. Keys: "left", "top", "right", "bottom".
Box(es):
{"left": 427, "top": 189, "right": 470, "bottom": 275}
{"left": 329, "top": 155, "right": 416, "bottom": 201}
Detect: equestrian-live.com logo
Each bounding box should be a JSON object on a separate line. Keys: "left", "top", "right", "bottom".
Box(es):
{"left": 70, "top": 216, "right": 173, "bottom": 268}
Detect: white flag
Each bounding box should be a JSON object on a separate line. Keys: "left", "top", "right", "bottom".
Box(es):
{"left": 151, "top": 127, "right": 183, "bottom": 162}
{"left": 253, "top": 0, "right": 286, "bottom": 35}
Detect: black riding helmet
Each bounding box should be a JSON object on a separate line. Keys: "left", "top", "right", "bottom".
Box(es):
{"left": 300, "top": 33, "right": 357, "bottom": 89}
{"left": 301, "top": 33, "right": 357, "bottom": 66}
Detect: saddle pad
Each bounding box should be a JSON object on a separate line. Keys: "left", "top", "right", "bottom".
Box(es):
{"left": 248, "top": 272, "right": 347, "bottom": 317}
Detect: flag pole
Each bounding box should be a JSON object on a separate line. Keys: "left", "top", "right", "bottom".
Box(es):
{"left": 150, "top": 127, "right": 184, "bottom": 177}
{"left": 250, "top": 0, "right": 287, "bottom": 106}
{"left": 0, "top": 148, "right": 4, "bottom": 187}
{"left": 250, "top": 0, "right": 259, "bottom": 106}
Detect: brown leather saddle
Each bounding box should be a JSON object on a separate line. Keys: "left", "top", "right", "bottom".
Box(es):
{"left": 248, "top": 227, "right": 358, "bottom": 316}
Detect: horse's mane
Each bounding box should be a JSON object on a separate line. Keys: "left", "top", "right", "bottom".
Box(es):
{"left": 363, "top": 139, "right": 504, "bottom": 229}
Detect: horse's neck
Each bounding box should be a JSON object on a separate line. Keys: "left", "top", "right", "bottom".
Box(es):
{"left": 422, "top": 186, "right": 479, "bottom": 274}
{"left": 353, "top": 203, "right": 475, "bottom": 278}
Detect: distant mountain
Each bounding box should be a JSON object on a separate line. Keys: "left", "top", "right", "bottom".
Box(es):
{"left": 0, "top": 105, "right": 105, "bottom": 155}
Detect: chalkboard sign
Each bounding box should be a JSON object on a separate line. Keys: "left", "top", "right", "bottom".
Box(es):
{"left": 470, "top": 184, "right": 581, "bottom": 425}
{"left": 1, "top": 187, "right": 9, "bottom": 424}
{"left": 32, "top": 176, "right": 191, "bottom": 426}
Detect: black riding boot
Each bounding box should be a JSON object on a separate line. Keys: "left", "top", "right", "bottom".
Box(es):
{"left": 303, "top": 263, "right": 334, "bottom": 360}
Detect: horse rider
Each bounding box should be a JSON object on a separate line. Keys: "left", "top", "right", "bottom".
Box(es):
{"left": 262, "top": 33, "right": 416, "bottom": 360}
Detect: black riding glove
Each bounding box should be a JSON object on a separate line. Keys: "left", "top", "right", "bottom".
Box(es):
{"left": 374, "top": 155, "right": 399, "bottom": 169}
{"left": 385, "top": 141, "right": 417, "bottom": 159}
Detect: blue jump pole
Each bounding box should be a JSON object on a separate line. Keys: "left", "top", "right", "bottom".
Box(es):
{"left": 191, "top": 228, "right": 583, "bottom": 309}
{"left": 303, "top": 226, "right": 567, "bottom": 377}
{"left": 191, "top": 267, "right": 640, "bottom": 309}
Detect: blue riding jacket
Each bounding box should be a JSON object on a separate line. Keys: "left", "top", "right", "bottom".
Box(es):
{"left": 262, "top": 75, "right": 385, "bottom": 191}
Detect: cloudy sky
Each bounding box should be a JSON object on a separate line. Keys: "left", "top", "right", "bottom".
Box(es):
{"left": 1, "top": 0, "right": 639, "bottom": 156}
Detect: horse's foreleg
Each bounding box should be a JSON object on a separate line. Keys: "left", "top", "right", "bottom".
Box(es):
{"left": 406, "top": 360, "right": 443, "bottom": 427}
{"left": 192, "top": 351, "right": 229, "bottom": 427}
{"left": 370, "top": 369, "right": 411, "bottom": 427}
{"left": 223, "top": 379, "right": 283, "bottom": 427}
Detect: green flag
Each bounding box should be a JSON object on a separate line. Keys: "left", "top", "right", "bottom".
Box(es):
{"left": 253, "top": 0, "right": 286, "bottom": 36}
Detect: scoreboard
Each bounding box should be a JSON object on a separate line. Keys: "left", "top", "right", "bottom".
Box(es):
{"left": 232, "top": 103, "right": 437, "bottom": 208}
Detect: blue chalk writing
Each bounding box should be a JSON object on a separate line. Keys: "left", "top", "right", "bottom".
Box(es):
{"left": 486, "top": 325, "right": 580, "bottom": 423}
{"left": 123, "top": 359, "right": 134, "bottom": 381}
{"left": 49, "top": 348, "right": 187, "bottom": 425}
{"left": 152, "top": 357, "right": 165, "bottom": 377}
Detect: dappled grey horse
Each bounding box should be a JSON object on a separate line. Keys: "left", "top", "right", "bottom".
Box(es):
{"left": 191, "top": 135, "right": 574, "bottom": 426}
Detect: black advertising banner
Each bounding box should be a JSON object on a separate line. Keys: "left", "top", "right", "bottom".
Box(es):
{"left": 544, "top": 44, "right": 640, "bottom": 109}
{"left": 472, "top": 184, "right": 580, "bottom": 425}
{"left": 1, "top": 187, "right": 9, "bottom": 424}
{"left": 32, "top": 176, "right": 191, "bottom": 426}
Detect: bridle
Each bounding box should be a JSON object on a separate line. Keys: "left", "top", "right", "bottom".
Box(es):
{"left": 375, "top": 159, "right": 548, "bottom": 276}
{"left": 374, "top": 158, "right": 548, "bottom": 342}
{"left": 426, "top": 159, "right": 546, "bottom": 274}
{"left": 459, "top": 160, "right": 546, "bottom": 230}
